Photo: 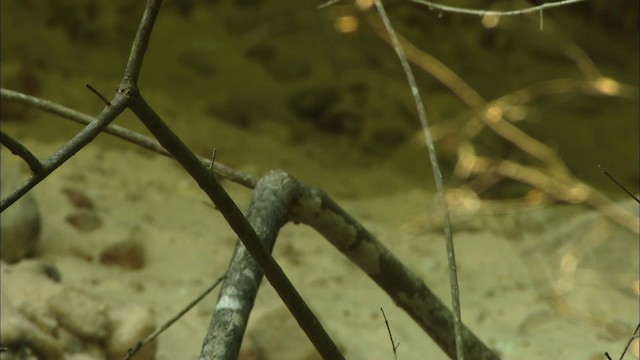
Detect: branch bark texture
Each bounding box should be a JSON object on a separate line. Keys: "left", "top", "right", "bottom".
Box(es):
{"left": 128, "top": 93, "right": 345, "bottom": 360}
{"left": 200, "top": 171, "right": 296, "bottom": 360}
{"left": 202, "top": 170, "right": 499, "bottom": 360}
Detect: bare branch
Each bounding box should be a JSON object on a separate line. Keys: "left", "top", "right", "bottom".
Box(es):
{"left": 0, "top": 88, "right": 257, "bottom": 189}
{"left": 200, "top": 172, "right": 295, "bottom": 360}
{"left": 127, "top": 94, "right": 345, "bottom": 360}
{"left": 0, "top": 131, "right": 43, "bottom": 173}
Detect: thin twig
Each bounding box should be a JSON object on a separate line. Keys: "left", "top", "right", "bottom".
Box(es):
{"left": 208, "top": 148, "right": 217, "bottom": 170}
{"left": 373, "top": 1, "right": 464, "bottom": 359}
{"left": 122, "top": 0, "right": 162, "bottom": 85}
{"left": 0, "top": 131, "right": 43, "bottom": 173}
{"left": 200, "top": 172, "right": 294, "bottom": 360}
{"left": 410, "top": 0, "right": 586, "bottom": 17}
{"left": 604, "top": 323, "right": 640, "bottom": 360}
{"left": 618, "top": 323, "right": 639, "bottom": 360}
{"left": 0, "top": 97, "right": 128, "bottom": 212}
{"left": 598, "top": 164, "right": 640, "bottom": 203}
{"left": 381, "top": 308, "right": 399, "bottom": 360}
{"left": 125, "top": 274, "right": 227, "bottom": 360}
{"left": 86, "top": 84, "right": 112, "bottom": 106}
{"left": 87, "top": 4, "right": 343, "bottom": 355}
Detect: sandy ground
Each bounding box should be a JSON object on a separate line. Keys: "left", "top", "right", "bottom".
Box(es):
{"left": 1, "top": 134, "right": 638, "bottom": 359}
{"left": 1, "top": 1, "right": 639, "bottom": 359}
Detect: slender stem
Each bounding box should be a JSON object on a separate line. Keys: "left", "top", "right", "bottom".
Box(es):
{"left": 598, "top": 165, "right": 640, "bottom": 203}
{"left": 374, "top": 1, "right": 464, "bottom": 359}
{"left": 381, "top": 308, "right": 399, "bottom": 360}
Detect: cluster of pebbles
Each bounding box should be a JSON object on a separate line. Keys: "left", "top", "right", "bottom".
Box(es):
{"left": 0, "top": 160, "right": 156, "bottom": 360}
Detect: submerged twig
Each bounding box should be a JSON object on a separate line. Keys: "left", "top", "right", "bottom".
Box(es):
{"left": 125, "top": 274, "right": 226, "bottom": 360}
{"left": 381, "top": 308, "right": 399, "bottom": 360}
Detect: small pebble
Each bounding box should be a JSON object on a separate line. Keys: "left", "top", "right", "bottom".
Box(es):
{"left": 66, "top": 210, "right": 102, "bottom": 233}
{"left": 99, "top": 240, "right": 146, "bottom": 270}
{"left": 62, "top": 187, "right": 95, "bottom": 209}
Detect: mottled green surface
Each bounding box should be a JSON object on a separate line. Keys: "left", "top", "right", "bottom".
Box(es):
{"left": 1, "top": 0, "right": 638, "bottom": 199}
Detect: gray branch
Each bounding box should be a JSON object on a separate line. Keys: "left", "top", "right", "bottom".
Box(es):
{"left": 0, "top": 131, "right": 43, "bottom": 173}
{"left": 202, "top": 170, "right": 499, "bottom": 360}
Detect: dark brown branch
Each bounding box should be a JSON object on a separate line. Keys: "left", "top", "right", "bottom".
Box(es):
{"left": 127, "top": 93, "right": 344, "bottom": 360}
{"left": 0, "top": 131, "right": 43, "bottom": 173}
